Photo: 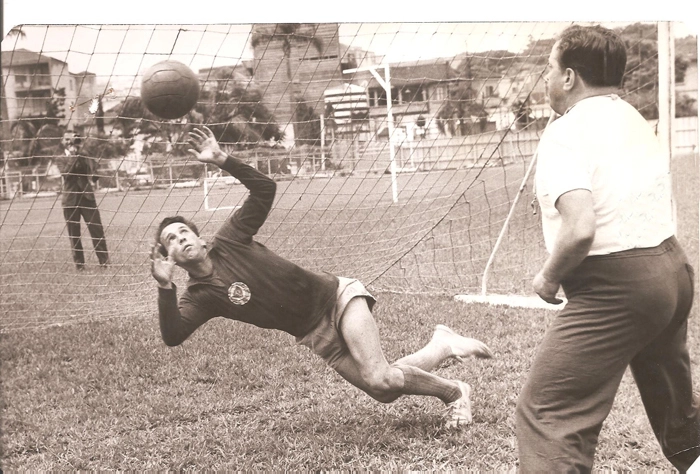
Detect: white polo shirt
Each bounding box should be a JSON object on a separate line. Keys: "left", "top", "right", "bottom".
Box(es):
{"left": 535, "top": 94, "right": 675, "bottom": 256}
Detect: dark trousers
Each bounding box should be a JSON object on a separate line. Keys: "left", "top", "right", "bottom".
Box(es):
{"left": 63, "top": 201, "right": 109, "bottom": 267}
{"left": 516, "top": 236, "right": 699, "bottom": 472}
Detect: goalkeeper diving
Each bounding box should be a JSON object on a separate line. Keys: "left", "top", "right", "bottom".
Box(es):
{"left": 150, "top": 126, "right": 493, "bottom": 428}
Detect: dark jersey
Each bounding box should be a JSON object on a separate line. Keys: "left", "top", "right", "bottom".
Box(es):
{"left": 157, "top": 156, "right": 339, "bottom": 346}
{"left": 57, "top": 151, "right": 98, "bottom": 207}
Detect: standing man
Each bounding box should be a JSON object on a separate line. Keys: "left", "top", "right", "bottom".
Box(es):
{"left": 150, "top": 126, "right": 494, "bottom": 429}
{"left": 58, "top": 132, "right": 109, "bottom": 269}
{"left": 516, "top": 25, "right": 699, "bottom": 471}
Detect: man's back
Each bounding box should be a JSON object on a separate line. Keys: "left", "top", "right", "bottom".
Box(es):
{"left": 536, "top": 95, "right": 675, "bottom": 255}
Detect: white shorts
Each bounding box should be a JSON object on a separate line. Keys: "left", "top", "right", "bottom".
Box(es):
{"left": 295, "top": 277, "right": 376, "bottom": 368}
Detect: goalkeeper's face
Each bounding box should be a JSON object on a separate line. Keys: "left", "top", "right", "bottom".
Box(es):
{"left": 160, "top": 222, "right": 208, "bottom": 265}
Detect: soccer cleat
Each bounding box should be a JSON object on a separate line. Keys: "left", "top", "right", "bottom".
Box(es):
{"left": 434, "top": 324, "right": 493, "bottom": 361}
{"left": 445, "top": 380, "right": 472, "bottom": 428}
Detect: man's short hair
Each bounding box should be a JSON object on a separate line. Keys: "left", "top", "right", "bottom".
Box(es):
{"left": 155, "top": 216, "right": 200, "bottom": 256}
{"left": 556, "top": 25, "right": 627, "bottom": 88}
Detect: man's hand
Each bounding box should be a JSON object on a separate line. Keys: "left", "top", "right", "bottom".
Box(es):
{"left": 533, "top": 271, "right": 563, "bottom": 305}
{"left": 151, "top": 244, "right": 175, "bottom": 289}
{"left": 187, "top": 126, "right": 227, "bottom": 167}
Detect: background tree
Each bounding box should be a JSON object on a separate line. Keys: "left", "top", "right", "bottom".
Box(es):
{"left": 437, "top": 56, "right": 490, "bottom": 136}
{"left": 46, "top": 87, "right": 67, "bottom": 123}
{"left": 512, "top": 98, "right": 533, "bottom": 130}
{"left": 437, "top": 85, "right": 488, "bottom": 136}
{"left": 616, "top": 23, "right": 694, "bottom": 120}
{"left": 673, "top": 33, "right": 698, "bottom": 117}
{"left": 113, "top": 96, "right": 160, "bottom": 138}
{"left": 250, "top": 24, "right": 324, "bottom": 145}
{"left": 293, "top": 97, "right": 321, "bottom": 146}
{"left": 94, "top": 95, "right": 105, "bottom": 135}
{"left": 197, "top": 83, "right": 283, "bottom": 150}
{"left": 676, "top": 94, "right": 698, "bottom": 118}
{"left": 521, "top": 36, "right": 557, "bottom": 67}
{"left": 8, "top": 121, "right": 36, "bottom": 167}
{"left": 618, "top": 23, "right": 662, "bottom": 119}
{"left": 29, "top": 123, "right": 63, "bottom": 164}
{"left": 2, "top": 26, "right": 27, "bottom": 167}
{"left": 80, "top": 134, "right": 131, "bottom": 160}
{"left": 110, "top": 79, "right": 282, "bottom": 156}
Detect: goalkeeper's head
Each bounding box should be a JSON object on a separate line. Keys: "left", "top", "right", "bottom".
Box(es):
{"left": 155, "top": 216, "right": 207, "bottom": 264}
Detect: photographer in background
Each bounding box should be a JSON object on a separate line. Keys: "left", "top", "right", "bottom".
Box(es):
{"left": 58, "top": 132, "right": 109, "bottom": 270}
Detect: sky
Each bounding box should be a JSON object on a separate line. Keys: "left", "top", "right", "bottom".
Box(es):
{"left": 2, "top": 0, "right": 697, "bottom": 81}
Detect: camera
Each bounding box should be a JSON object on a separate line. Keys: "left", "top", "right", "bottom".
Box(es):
{"left": 61, "top": 132, "right": 83, "bottom": 148}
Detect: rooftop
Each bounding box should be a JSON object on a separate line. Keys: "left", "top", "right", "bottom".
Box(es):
{"left": 1, "top": 48, "right": 65, "bottom": 68}
{"left": 361, "top": 59, "right": 461, "bottom": 88}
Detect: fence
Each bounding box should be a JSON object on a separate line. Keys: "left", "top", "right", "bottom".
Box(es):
{"left": 0, "top": 171, "right": 22, "bottom": 199}
{"left": 2, "top": 116, "right": 697, "bottom": 200}
{"left": 332, "top": 129, "right": 542, "bottom": 174}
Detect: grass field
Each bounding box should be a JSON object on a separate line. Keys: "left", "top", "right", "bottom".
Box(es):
{"left": 1, "top": 153, "right": 698, "bottom": 470}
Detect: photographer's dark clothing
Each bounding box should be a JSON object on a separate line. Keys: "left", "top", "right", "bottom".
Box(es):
{"left": 63, "top": 204, "right": 108, "bottom": 267}
{"left": 57, "top": 150, "right": 109, "bottom": 268}
{"left": 58, "top": 151, "right": 97, "bottom": 207}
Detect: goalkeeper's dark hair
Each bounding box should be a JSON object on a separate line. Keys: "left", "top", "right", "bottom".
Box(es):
{"left": 556, "top": 25, "right": 627, "bottom": 88}
{"left": 155, "top": 216, "right": 200, "bottom": 256}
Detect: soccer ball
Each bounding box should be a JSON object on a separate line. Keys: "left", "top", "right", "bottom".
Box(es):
{"left": 141, "top": 60, "right": 200, "bottom": 120}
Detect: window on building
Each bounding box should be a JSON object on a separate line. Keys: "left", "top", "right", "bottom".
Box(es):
{"left": 369, "top": 89, "right": 385, "bottom": 107}
{"left": 370, "top": 87, "right": 403, "bottom": 106}
{"left": 399, "top": 85, "right": 425, "bottom": 104}
{"left": 16, "top": 89, "right": 51, "bottom": 116}
{"left": 434, "top": 86, "right": 445, "bottom": 102}
{"left": 24, "top": 63, "right": 52, "bottom": 87}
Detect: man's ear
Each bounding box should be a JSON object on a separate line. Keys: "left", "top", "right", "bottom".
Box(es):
{"left": 199, "top": 236, "right": 208, "bottom": 250}
{"left": 563, "top": 68, "right": 576, "bottom": 91}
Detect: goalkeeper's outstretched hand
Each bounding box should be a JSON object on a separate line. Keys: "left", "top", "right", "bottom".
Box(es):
{"left": 187, "top": 126, "right": 227, "bottom": 167}
{"left": 150, "top": 243, "right": 175, "bottom": 289}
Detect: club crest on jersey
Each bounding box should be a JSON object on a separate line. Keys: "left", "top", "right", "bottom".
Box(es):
{"left": 228, "top": 282, "right": 251, "bottom": 305}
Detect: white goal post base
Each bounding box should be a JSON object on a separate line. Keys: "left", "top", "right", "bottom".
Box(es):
{"left": 454, "top": 294, "right": 567, "bottom": 311}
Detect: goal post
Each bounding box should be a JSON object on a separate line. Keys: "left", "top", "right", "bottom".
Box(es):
{"left": 453, "top": 115, "right": 567, "bottom": 311}
{"left": 202, "top": 167, "right": 241, "bottom": 212}
{"left": 453, "top": 21, "right": 677, "bottom": 310}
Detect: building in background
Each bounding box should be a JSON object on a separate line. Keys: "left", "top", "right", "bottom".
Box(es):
{"left": 250, "top": 23, "right": 346, "bottom": 147}
{"left": 361, "top": 59, "right": 462, "bottom": 140}
{"left": 1, "top": 48, "right": 96, "bottom": 129}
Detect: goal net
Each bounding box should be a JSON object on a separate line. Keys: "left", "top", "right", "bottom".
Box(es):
{"left": 0, "top": 22, "right": 680, "bottom": 330}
